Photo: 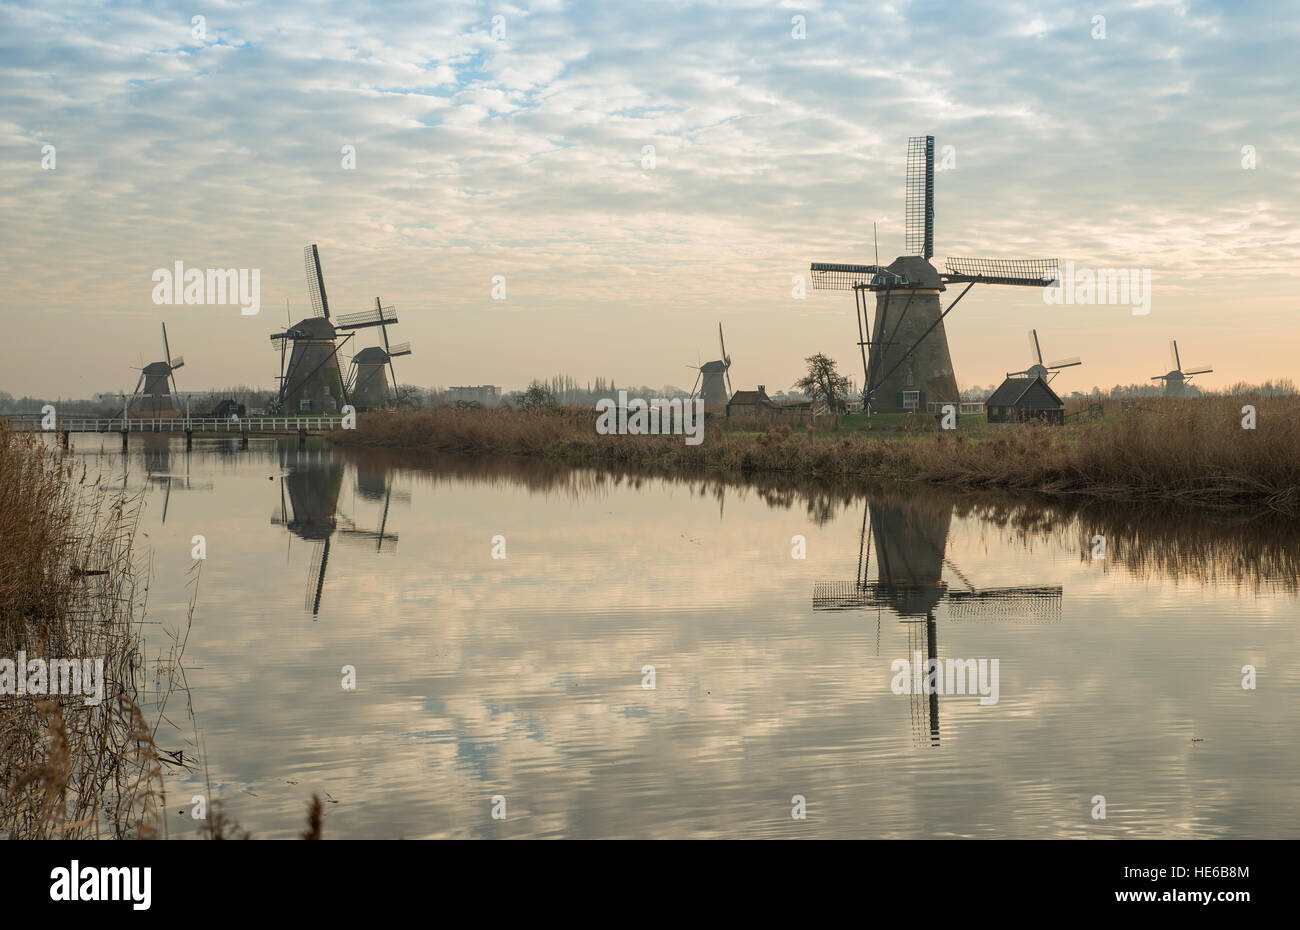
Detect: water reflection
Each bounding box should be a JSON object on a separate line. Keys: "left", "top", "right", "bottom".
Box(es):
{"left": 52, "top": 436, "right": 1300, "bottom": 838}
{"left": 271, "top": 448, "right": 403, "bottom": 615}
{"left": 336, "top": 447, "right": 1300, "bottom": 592}
{"left": 811, "top": 498, "right": 1064, "bottom": 747}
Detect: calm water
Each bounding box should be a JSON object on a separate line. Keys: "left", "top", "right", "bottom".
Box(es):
{"left": 68, "top": 434, "right": 1300, "bottom": 838}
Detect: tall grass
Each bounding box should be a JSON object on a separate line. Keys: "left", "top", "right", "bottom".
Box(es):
{"left": 0, "top": 423, "right": 166, "bottom": 839}
{"left": 332, "top": 398, "right": 1300, "bottom": 513}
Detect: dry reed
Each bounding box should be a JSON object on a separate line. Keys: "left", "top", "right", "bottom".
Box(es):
{"left": 331, "top": 398, "right": 1300, "bottom": 513}
{"left": 0, "top": 423, "right": 166, "bottom": 839}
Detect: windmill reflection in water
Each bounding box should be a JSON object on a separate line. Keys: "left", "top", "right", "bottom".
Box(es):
{"left": 813, "top": 497, "right": 1062, "bottom": 746}
{"left": 271, "top": 448, "right": 408, "bottom": 617}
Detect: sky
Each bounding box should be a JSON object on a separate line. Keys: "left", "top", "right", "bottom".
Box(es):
{"left": 1, "top": 0, "right": 1297, "bottom": 400}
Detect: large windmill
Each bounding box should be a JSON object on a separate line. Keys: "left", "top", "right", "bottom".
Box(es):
{"left": 812, "top": 497, "right": 1061, "bottom": 745}
{"left": 347, "top": 297, "right": 413, "bottom": 409}
{"left": 1151, "top": 340, "right": 1212, "bottom": 397}
{"left": 810, "top": 136, "right": 1059, "bottom": 414}
{"left": 687, "top": 323, "right": 733, "bottom": 414}
{"left": 270, "top": 245, "right": 398, "bottom": 414}
{"left": 128, "top": 323, "right": 185, "bottom": 417}
{"left": 1008, "top": 329, "right": 1081, "bottom": 384}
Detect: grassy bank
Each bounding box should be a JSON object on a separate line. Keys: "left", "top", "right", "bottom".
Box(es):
{"left": 0, "top": 424, "right": 167, "bottom": 839}
{"left": 331, "top": 397, "right": 1300, "bottom": 513}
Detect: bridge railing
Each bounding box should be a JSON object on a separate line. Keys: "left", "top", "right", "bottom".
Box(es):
{"left": 0, "top": 415, "right": 347, "bottom": 433}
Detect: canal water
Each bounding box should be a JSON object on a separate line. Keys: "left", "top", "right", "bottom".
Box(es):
{"left": 68, "top": 434, "right": 1300, "bottom": 838}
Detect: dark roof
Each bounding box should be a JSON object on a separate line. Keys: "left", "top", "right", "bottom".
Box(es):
{"left": 352, "top": 346, "right": 389, "bottom": 364}
{"left": 290, "top": 317, "right": 338, "bottom": 338}
{"left": 986, "top": 375, "right": 1064, "bottom": 408}
{"left": 727, "top": 388, "right": 771, "bottom": 407}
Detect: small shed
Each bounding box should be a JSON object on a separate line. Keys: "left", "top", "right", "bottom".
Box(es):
{"left": 726, "top": 385, "right": 778, "bottom": 420}
{"left": 985, "top": 376, "right": 1065, "bottom": 425}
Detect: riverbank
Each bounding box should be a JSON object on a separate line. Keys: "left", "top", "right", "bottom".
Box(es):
{"left": 329, "top": 397, "right": 1300, "bottom": 514}
{"left": 0, "top": 424, "right": 166, "bottom": 838}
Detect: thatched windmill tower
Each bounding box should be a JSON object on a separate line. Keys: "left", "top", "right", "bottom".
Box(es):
{"left": 810, "top": 136, "right": 1059, "bottom": 414}
{"left": 347, "top": 298, "right": 413, "bottom": 409}
{"left": 687, "top": 323, "right": 733, "bottom": 414}
{"left": 128, "top": 323, "right": 185, "bottom": 417}
{"left": 1151, "top": 340, "right": 1212, "bottom": 397}
{"left": 270, "top": 245, "right": 397, "bottom": 414}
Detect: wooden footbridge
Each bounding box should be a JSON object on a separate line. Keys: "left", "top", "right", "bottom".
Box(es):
{"left": 1, "top": 414, "right": 347, "bottom": 449}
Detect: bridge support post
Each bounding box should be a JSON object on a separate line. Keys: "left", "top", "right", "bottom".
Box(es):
{"left": 297, "top": 427, "right": 307, "bottom": 449}
{"left": 240, "top": 433, "right": 248, "bottom": 449}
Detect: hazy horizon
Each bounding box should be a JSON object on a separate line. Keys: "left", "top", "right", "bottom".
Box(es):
{"left": 3, "top": 0, "right": 1297, "bottom": 400}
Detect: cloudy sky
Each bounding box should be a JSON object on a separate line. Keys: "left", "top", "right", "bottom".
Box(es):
{"left": 2, "top": 0, "right": 1297, "bottom": 399}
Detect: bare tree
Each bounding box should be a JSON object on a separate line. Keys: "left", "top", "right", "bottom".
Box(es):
{"left": 793, "top": 353, "right": 850, "bottom": 414}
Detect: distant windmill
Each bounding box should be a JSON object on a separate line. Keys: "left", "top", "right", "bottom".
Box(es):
{"left": 270, "top": 245, "right": 398, "bottom": 414}
{"left": 1151, "top": 340, "right": 1212, "bottom": 397}
{"left": 810, "top": 135, "right": 1059, "bottom": 414}
{"left": 688, "top": 323, "right": 733, "bottom": 413}
{"left": 347, "top": 297, "right": 413, "bottom": 409}
{"left": 1008, "top": 329, "right": 1081, "bottom": 384}
{"left": 128, "top": 323, "right": 185, "bottom": 417}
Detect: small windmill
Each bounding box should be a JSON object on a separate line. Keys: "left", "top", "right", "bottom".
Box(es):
{"left": 128, "top": 323, "right": 185, "bottom": 417}
{"left": 687, "top": 323, "right": 733, "bottom": 413}
{"left": 1151, "top": 340, "right": 1212, "bottom": 397}
{"left": 1008, "top": 330, "right": 1081, "bottom": 383}
{"left": 347, "top": 297, "right": 413, "bottom": 409}
{"left": 810, "top": 135, "right": 1059, "bottom": 414}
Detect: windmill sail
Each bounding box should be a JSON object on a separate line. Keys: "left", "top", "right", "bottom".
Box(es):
{"left": 304, "top": 244, "right": 330, "bottom": 319}
{"left": 335, "top": 304, "right": 398, "bottom": 330}
{"left": 810, "top": 135, "right": 1064, "bottom": 414}
{"left": 905, "top": 135, "right": 935, "bottom": 260}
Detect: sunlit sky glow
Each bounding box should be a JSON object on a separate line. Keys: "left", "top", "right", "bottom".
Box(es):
{"left": 2, "top": 0, "right": 1297, "bottom": 399}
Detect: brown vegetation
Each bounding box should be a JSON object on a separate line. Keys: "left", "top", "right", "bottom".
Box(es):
{"left": 0, "top": 423, "right": 166, "bottom": 838}
{"left": 331, "top": 398, "right": 1300, "bottom": 513}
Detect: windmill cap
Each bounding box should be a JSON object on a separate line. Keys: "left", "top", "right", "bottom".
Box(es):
{"left": 353, "top": 346, "right": 390, "bottom": 364}
{"left": 289, "top": 317, "right": 337, "bottom": 337}
{"left": 888, "top": 255, "right": 943, "bottom": 288}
